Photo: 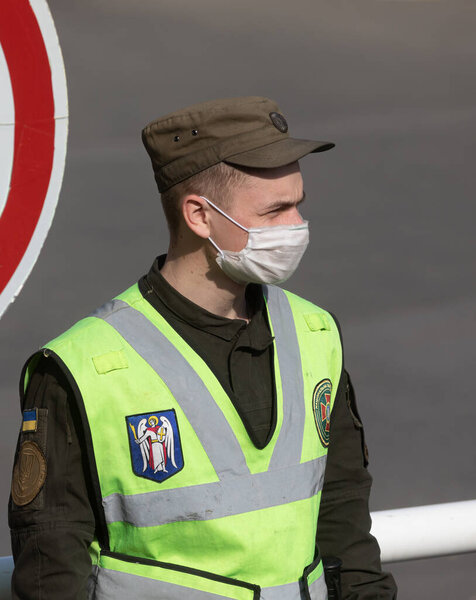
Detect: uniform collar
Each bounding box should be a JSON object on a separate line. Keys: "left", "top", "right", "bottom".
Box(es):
{"left": 143, "top": 255, "right": 273, "bottom": 350}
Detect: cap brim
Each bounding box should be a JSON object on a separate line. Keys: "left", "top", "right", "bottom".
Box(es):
{"left": 223, "top": 138, "right": 335, "bottom": 169}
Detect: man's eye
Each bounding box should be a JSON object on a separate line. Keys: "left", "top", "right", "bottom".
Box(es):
{"left": 266, "top": 207, "right": 284, "bottom": 215}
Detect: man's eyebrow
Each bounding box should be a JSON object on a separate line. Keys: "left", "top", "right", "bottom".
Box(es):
{"left": 264, "top": 191, "right": 306, "bottom": 212}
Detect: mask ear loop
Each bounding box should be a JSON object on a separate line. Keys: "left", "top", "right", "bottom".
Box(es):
{"left": 199, "top": 196, "right": 249, "bottom": 232}
{"left": 207, "top": 236, "right": 224, "bottom": 257}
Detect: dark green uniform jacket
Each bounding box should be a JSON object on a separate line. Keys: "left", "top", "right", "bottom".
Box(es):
{"left": 9, "top": 256, "right": 397, "bottom": 599}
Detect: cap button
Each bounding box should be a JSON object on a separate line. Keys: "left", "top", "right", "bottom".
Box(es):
{"left": 269, "top": 112, "right": 288, "bottom": 133}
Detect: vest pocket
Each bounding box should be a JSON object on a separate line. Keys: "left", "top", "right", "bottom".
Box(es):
{"left": 302, "top": 555, "right": 328, "bottom": 600}
{"left": 93, "top": 551, "right": 260, "bottom": 600}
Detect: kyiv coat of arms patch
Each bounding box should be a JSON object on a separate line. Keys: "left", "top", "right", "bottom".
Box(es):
{"left": 126, "top": 410, "right": 184, "bottom": 483}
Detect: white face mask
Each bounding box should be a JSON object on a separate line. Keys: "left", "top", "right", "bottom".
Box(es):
{"left": 200, "top": 196, "right": 309, "bottom": 285}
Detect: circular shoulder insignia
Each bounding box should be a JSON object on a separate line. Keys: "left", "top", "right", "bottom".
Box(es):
{"left": 12, "top": 441, "right": 47, "bottom": 506}
{"left": 269, "top": 112, "right": 288, "bottom": 133}
{"left": 312, "top": 379, "right": 332, "bottom": 448}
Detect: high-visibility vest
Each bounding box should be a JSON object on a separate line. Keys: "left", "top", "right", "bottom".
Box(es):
{"left": 24, "top": 283, "right": 342, "bottom": 600}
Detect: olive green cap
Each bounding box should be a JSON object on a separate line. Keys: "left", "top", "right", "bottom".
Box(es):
{"left": 142, "top": 96, "right": 335, "bottom": 193}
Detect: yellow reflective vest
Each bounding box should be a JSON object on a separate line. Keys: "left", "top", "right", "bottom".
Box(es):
{"left": 24, "top": 283, "right": 342, "bottom": 600}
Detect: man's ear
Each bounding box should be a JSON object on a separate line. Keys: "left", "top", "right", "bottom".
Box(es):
{"left": 182, "top": 194, "right": 211, "bottom": 239}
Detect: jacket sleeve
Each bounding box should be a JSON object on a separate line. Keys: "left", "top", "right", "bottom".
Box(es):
{"left": 9, "top": 355, "right": 96, "bottom": 600}
{"left": 317, "top": 368, "right": 398, "bottom": 599}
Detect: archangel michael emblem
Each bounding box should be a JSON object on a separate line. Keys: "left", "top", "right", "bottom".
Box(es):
{"left": 126, "top": 410, "right": 184, "bottom": 483}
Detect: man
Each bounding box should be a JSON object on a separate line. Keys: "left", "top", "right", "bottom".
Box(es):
{"left": 9, "top": 96, "right": 397, "bottom": 599}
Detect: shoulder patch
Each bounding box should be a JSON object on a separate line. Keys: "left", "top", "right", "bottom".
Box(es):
{"left": 22, "top": 408, "right": 38, "bottom": 432}
{"left": 126, "top": 410, "right": 184, "bottom": 483}
{"left": 312, "top": 379, "right": 332, "bottom": 447}
{"left": 12, "top": 441, "right": 47, "bottom": 506}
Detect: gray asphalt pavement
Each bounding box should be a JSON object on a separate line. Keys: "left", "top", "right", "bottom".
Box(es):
{"left": 1, "top": 1, "right": 475, "bottom": 597}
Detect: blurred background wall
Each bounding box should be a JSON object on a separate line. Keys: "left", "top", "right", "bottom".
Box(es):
{"left": 1, "top": 1, "right": 475, "bottom": 597}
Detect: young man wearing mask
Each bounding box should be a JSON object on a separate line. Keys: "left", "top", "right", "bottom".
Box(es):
{"left": 9, "top": 96, "right": 397, "bottom": 599}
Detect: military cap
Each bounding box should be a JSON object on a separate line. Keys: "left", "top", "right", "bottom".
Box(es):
{"left": 142, "top": 96, "right": 334, "bottom": 193}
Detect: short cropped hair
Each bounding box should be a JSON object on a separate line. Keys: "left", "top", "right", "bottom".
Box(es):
{"left": 160, "top": 162, "right": 251, "bottom": 238}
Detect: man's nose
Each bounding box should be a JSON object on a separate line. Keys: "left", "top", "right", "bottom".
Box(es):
{"left": 288, "top": 206, "right": 304, "bottom": 225}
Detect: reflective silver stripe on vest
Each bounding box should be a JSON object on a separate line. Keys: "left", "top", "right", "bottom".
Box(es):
{"left": 92, "top": 299, "right": 250, "bottom": 480}
{"left": 104, "top": 454, "right": 325, "bottom": 526}
{"left": 264, "top": 286, "right": 306, "bottom": 470}
{"left": 261, "top": 572, "right": 327, "bottom": 600}
{"left": 91, "top": 566, "right": 327, "bottom": 600}
{"left": 308, "top": 573, "right": 328, "bottom": 600}
{"left": 92, "top": 567, "right": 240, "bottom": 600}
{"left": 260, "top": 582, "right": 302, "bottom": 600}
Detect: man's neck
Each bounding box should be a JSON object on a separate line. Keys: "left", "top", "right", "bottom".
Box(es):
{"left": 159, "top": 248, "right": 249, "bottom": 322}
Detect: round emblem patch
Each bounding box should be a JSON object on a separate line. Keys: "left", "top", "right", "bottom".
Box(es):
{"left": 312, "top": 379, "right": 332, "bottom": 447}
{"left": 11, "top": 441, "right": 47, "bottom": 506}
{"left": 269, "top": 111, "right": 288, "bottom": 133}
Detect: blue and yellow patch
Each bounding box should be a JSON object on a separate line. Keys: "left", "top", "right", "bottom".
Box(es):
{"left": 22, "top": 409, "right": 38, "bottom": 433}
{"left": 312, "top": 379, "right": 332, "bottom": 447}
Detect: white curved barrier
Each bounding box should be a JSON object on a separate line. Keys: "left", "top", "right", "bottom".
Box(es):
{"left": 371, "top": 499, "right": 476, "bottom": 563}
{"left": 1, "top": 500, "right": 475, "bottom": 596}
{"left": 0, "top": 556, "right": 13, "bottom": 600}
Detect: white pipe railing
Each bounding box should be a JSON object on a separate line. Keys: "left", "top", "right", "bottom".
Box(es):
{"left": 371, "top": 499, "right": 476, "bottom": 563}
{"left": 0, "top": 500, "right": 475, "bottom": 597}
{"left": 0, "top": 556, "right": 13, "bottom": 600}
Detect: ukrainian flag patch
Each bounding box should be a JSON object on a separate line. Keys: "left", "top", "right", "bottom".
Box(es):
{"left": 22, "top": 409, "right": 38, "bottom": 433}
